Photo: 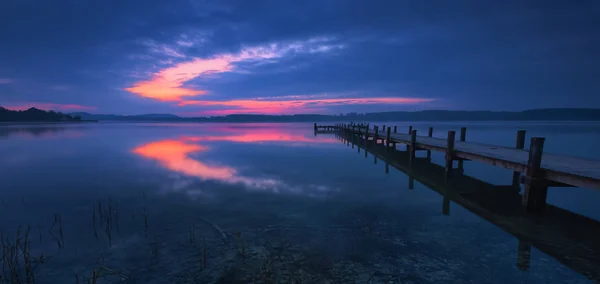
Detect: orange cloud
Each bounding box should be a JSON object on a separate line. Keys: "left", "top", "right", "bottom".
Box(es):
{"left": 125, "top": 38, "right": 346, "bottom": 102}
{"left": 2, "top": 102, "right": 96, "bottom": 111}
{"left": 125, "top": 57, "right": 233, "bottom": 101}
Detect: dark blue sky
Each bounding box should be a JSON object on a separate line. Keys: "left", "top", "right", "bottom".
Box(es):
{"left": 0, "top": 0, "right": 598, "bottom": 115}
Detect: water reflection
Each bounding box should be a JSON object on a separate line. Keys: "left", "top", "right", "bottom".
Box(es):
{"left": 335, "top": 130, "right": 600, "bottom": 283}
{"left": 186, "top": 124, "right": 337, "bottom": 145}
{"left": 132, "top": 136, "right": 336, "bottom": 196}
{"left": 0, "top": 125, "right": 84, "bottom": 139}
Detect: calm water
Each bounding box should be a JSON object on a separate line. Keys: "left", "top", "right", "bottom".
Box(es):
{"left": 1, "top": 121, "right": 599, "bottom": 283}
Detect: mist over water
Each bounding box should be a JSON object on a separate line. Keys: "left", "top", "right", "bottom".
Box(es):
{"left": 1, "top": 121, "right": 599, "bottom": 283}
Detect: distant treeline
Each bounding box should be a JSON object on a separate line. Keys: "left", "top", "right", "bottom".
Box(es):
{"left": 69, "top": 108, "right": 600, "bottom": 122}
{"left": 0, "top": 107, "right": 83, "bottom": 122}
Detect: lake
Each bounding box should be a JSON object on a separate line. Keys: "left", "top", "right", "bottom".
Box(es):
{"left": 1, "top": 121, "right": 599, "bottom": 283}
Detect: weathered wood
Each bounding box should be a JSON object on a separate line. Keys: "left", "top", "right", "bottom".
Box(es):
{"left": 522, "top": 138, "right": 547, "bottom": 213}
{"left": 445, "top": 131, "right": 456, "bottom": 179}
{"left": 374, "top": 126, "right": 379, "bottom": 142}
{"left": 383, "top": 125, "right": 386, "bottom": 132}
{"left": 386, "top": 127, "right": 391, "bottom": 149}
{"left": 317, "top": 123, "right": 600, "bottom": 190}
{"left": 394, "top": 125, "right": 397, "bottom": 133}
{"left": 409, "top": 130, "right": 417, "bottom": 166}
{"left": 442, "top": 195, "right": 450, "bottom": 216}
{"left": 427, "top": 127, "right": 433, "bottom": 161}
{"left": 512, "top": 130, "right": 527, "bottom": 188}
{"left": 457, "top": 127, "right": 467, "bottom": 173}
{"left": 517, "top": 240, "right": 531, "bottom": 271}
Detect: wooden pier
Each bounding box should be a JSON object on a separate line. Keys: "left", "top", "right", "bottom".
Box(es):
{"left": 332, "top": 130, "right": 600, "bottom": 282}
{"left": 317, "top": 123, "right": 600, "bottom": 213}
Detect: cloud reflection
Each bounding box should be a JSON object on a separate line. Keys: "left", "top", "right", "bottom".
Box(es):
{"left": 132, "top": 132, "right": 337, "bottom": 196}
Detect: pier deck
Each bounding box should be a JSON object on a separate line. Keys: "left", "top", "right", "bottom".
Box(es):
{"left": 315, "top": 123, "right": 600, "bottom": 213}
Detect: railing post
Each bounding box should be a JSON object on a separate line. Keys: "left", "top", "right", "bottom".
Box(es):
{"left": 522, "top": 137, "right": 547, "bottom": 213}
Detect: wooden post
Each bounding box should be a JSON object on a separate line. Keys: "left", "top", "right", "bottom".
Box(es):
{"left": 516, "top": 239, "right": 531, "bottom": 271}
{"left": 393, "top": 125, "right": 397, "bottom": 133}
{"left": 426, "top": 127, "right": 433, "bottom": 161}
{"left": 445, "top": 131, "right": 456, "bottom": 179}
{"left": 457, "top": 127, "right": 466, "bottom": 173}
{"left": 512, "top": 130, "right": 527, "bottom": 188}
{"left": 522, "top": 137, "right": 547, "bottom": 213}
{"left": 442, "top": 195, "right": 450, "bottom": 216}
{"left": 382, "top": 125, "right": 386, "bottom": 132}
{"left": 374, "top": 155, "right": 377, "bottom": 165}
{"left": 408, "top": 177, "right": 414, "bottom": 189}
{"left": 374, "top": 126, "right": 379, "bottom": 142}
{"left": 386, "top": 127, "right": 391, "bottom": 149}
{"left": 313, "top": 123, "right": 317, "bottom": 132}
{"left": 408, "top": 125, "right": 413, "bottom": 134}
{"left": 385, "top": 161, "right": 389, "bottom": 174}
{"left": 409, "top": 130, "right": 417, "bottom": 166}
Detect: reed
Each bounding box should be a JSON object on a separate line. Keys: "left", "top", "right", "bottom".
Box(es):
{"left": 48, "top": 214, "right": 64, "bottom": 249}
{"left": 0, "top": 225, "right": 47, "bottom": 283}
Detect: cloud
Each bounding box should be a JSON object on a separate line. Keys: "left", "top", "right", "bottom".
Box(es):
{"left": 2, "top": 102, "right": 96, "bottom": 112}
{"left": 48, "top": 85, "right": 72, "bottom": 91}
{"left": 178, "top": 96, "right": 434, "bottom": 115}
{"left": 0, "top": 78, "right": 13, "bottom": 84}
{"left": 125, "top": 37, "right": 345, "bottom": 102}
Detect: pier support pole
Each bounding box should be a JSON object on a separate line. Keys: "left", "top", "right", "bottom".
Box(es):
{"left": 516, "top": 239, "right": 531, "bottom": 271}
{"left": 512, "top": 130, "right": 527, "bottom": 188}
{"left": 374, "top": 126, "right": 379, "bottom": 143}
{"left": 313, "top": 123, "right": 317, "bottom": 135}
{"left": 457, "top": 127, "right": 466, "bottom": 173}
{"left": 426, "top": 127, "right": 433, "bottom": 161}
{"left": 445, "top": 131, "right": 456, "bottom": 179}
{"left": 442, "top": 195, "right": 450, "bottom": 216}
{"left": 408, "top": 177, "right": 414, "bottom": 189}
{"left": 409, "top": 130, "right": 417, "bottom": 167}
{"left": 522, "top": 137, "right": 548, "bottom": 213}
{"left": 386, "top": 127, "right": 391, "bottom": 152}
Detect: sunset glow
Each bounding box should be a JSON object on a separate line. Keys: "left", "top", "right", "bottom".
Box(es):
{"left": 2, "top": 103, "right": 96, "bottom": 112}
{"left": 178, "top": 97, "right": 434, "bottom": 115}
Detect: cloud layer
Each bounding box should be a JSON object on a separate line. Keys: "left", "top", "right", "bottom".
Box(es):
{"left": 1, "top": 1, "right": 599, "bottom": 114}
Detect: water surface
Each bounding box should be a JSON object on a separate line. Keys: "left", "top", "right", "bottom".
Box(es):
{"left": 1, "top": 122, "right": 599, "bottom": 283}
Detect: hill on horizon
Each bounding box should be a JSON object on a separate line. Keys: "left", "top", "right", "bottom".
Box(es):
{"left": 3, "top": 107, "right": 600, "bottom": 122}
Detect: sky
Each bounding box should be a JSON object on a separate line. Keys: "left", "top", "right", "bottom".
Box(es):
{"left": 0, "top": 1, "right": 599, "bottom": 116}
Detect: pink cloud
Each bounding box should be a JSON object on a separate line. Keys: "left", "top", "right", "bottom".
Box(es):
{"left": 0, "top": 78, "right": 13, "bottom": 84}
{"left": 2, "top": 102, "right": 96, "bottom": 112}
{"left": 125, "top": 37, "right": 345, "bottom": 102}
{"left": 177, "top": 96, "right": 434, "bottom": 115}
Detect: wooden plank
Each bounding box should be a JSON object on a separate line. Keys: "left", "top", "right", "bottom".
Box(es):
{"left": 320, "top": 123, "right": 600, "bottom": 189}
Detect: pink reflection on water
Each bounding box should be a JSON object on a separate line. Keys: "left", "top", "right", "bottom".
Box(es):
{"left": 182, "top": 123, "right": 337, "bottom": 144}
{"left": 132, "top": 132, "right": 337, "bottom": 196}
